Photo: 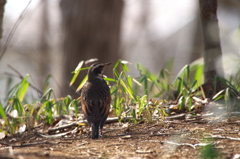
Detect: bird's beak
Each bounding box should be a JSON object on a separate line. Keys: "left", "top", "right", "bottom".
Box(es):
{"left": 101, "top": 63, "right": 111, "bottom": 76}
{"left": 103, "top": 62, "right": 111, "bottom": 67}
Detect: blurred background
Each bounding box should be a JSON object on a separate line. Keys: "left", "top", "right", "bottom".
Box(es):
{"left": 0, "top": 0, "right": 239, "bottom": 100}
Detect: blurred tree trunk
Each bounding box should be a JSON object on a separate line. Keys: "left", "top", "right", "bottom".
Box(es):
{"left": 199, "top": 0, "right": 225, "bottom": 98}
{"left": 39, "top": 0, "right": 50, "bottom": 92}
{"left": 0, "top": 0, "right": 6, "bottom": 39}
{"left": 60, "top": 0, "right": 123, "bottom": 98}
{"left": 189, "top": 8, "right": 202, "bottom": 62}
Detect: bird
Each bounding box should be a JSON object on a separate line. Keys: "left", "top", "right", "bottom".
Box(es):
{"left": 80, "top": 62, "right": 111, "bottom": 139}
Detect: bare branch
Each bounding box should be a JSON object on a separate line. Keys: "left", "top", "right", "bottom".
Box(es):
{"left": 0, "top": 0, "right": 32, "bottom": 60}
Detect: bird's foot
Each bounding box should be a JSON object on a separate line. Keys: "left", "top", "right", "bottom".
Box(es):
{"left": 99, "top": 129, "right": 105, "bottom": 138}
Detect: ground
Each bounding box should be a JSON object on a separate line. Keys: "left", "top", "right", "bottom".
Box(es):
{"left": 1, "top": 113, "right": 240, "bottom": 159}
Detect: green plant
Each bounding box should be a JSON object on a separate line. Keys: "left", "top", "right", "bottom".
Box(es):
{"left": 200, "top": 138, "right": 220, "bottom": 159}
{"left": 212, "top": 75, "right": 240, "bottom": 110}
{"left": 0, "top": 74, "right": 79, "bottom": 135}
{"left": 1, "top": 58, "right": 239, "bottom": 135}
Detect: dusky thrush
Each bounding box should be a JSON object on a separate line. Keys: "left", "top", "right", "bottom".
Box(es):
{"left": 80, "top": 63, "right": 111, "bottom": 139}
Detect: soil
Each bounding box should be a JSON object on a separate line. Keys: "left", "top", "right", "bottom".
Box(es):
{"left": 1, "top": 113, "right": 240, "bottom": 159}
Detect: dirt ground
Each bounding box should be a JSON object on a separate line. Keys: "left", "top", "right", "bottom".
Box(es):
{"left": 1, "top": 113, "right": 240, "bottom": 159}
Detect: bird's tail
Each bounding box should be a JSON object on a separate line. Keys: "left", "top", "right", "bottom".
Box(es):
{"left": 91, "top": 123, "right": 99, "bottom": 139}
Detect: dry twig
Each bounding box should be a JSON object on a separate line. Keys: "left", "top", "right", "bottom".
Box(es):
{"left": 0, "top": 0, "right": 32, "bottom": 60}
{"left": 0, "top": 140, "right": 61, "bottom": 148}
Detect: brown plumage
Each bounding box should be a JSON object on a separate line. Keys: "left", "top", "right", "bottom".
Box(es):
{"left": 80, "top": 63, "right": 111, "bottom": 139}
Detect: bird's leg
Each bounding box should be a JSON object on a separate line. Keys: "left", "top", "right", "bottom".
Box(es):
{"left": 100, "top": 128, "right": 104, "bottom": 137}
{"left": 86, "top": 123, "right": 92, "bottom": 138}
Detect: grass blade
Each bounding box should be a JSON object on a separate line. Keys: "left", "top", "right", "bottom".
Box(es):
{"left": 104, "top": 77, "right": 117, "bottom": 82}
{"left": 43, "top": 75, "right": 52, "bottom": 93}
{"left": 70, "top": 60, "right": 84, "bottom": 86}
{"left": 0, "top": 103, "right": 7, "bottom": 120}
{"left": 17, "top": 75, "right": 29, "bottom": 102}
{"left": 120, "top": 79, "right": 134, "bottom": 99}
{"left": 76, "top": 75, "right": 88, "bottom": 92}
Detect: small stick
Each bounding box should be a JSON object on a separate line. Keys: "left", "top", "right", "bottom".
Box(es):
{"left": 161, "top": 141, "right": 196, "bottom": 149}
{"left": 6, "top": 65, "right": 43, "bottom": 96}
{"left": 0, "top": 140, "right": 58, "bottom": 148}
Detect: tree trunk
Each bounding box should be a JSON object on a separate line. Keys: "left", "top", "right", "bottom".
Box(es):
{"left": 39, "top": 0, "right": 50, "bottom": 92}
{"left": 189, "top": 8, "right": 203, "bottom": 62}
{"left": 60, "top": 0, "right": 123, "bottom": 98}
{"left": 199, "top": 0, "right": 225, "bottom": 98}
{"left": 0, "top": 0, "right": 5, "bottom": 39}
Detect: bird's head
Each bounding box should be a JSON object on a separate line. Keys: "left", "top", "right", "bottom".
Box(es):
{"left": 88, "top": 62, "right": 111, "bottom": 79}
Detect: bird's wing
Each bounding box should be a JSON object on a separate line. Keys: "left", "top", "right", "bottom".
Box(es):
{"left": 81, "top": 97, "right": 91, "bottom": 116}
{"left": 82, "top": 96, "right": 110, "bottom": 117}
{"left": 99, "top": 95, "right": 111, "bottom": 118}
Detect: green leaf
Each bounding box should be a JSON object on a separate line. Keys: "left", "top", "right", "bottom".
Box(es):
{"left": 64, "top": 95, "right": 72, "bottom": 105}
{"left": 45, "top": 101, "right": 53, "bottom": 124}
{"left": 70, "top": 61, "right": 84, "bottom": 86}
{"left": 113, "top": 60, "right": 120, "bottom": 70}
{"left": 201, "top": 143, "right": 220, "bottom": 159}
{"left": 122, "top": 63, "right": 129, "bottom": 72}
{"left": 178, "top": 96, "right": 185, "bottom": 110}
{"left": 212, "top": 89, "right": 225, "bottom": 101}
{"left": 70, "top": 99, "right": 78, "bottom": 118}
{"left": 17, "top": 75, "right": 29, "bottom": 102}
{"left": 137, "top": 63, "right": 156, "bottom": 81}
{"left": 187, "top": 96, "right": 193, "bottom": 111}
{"left": 193, "top": 64, "right": 203, "bottom": 83}
{"left": 104, "top": 77, "right": 117, "bottom": 82}
{"left": 138, "top": 95, "right": 147, "bottom": 115}
{"left": 189, "top": 80, "right": 197, "bottom": 93}
{"left": 0, "top": 103, "right": 7, "bottom": 120}
{"left": 40, "top": 88, "right": 53, "bottom": 101}
{"left": 224, "top": 88, "right": 230, "bottom": 103}
{"left": 13, "top": 97, "right": 25, "bottom": 116}
{"left": 76, "top": 75, "right": 88, "bottom": 92}
{"left": 43, "top": 75, "right": 52, "bottom": 93}
{"left": 132, "top": 77, "right": 142, "bottom": 86}
{"left": 176, "top": 77, "right": 183, "bottom": 94}
{"left": 186, "top": 65, "right": 190, "bottom": 82}
{"left": 173, "top": 65, "right": 189, "bottom": 84}
{"left": 127, "top": 75, "right": 133, "bottom": 88}
{"left": 113, "top": 70, "right": 120, "bottom": 79}
{"left": 119, "top": 79, "right": 134, "bottom": 99}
